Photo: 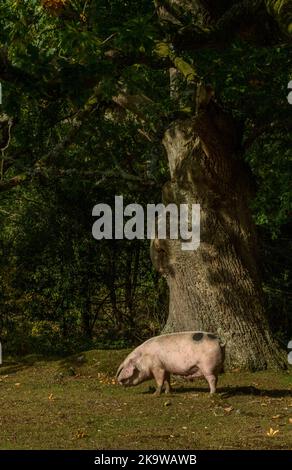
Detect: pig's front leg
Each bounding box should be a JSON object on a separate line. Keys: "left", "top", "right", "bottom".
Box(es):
{"left": 164, "top": 372, "right": 172, "bottom": 394}
{"left": 152, "top": 367, "right": 167, "bottom": 396}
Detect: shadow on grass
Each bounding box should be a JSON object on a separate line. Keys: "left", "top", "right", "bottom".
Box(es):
{"left": 0, "top": 354, "right": 60, "bottom": 375}
{"left": 142, "top": 385, "right": 292, "bottom": 398}
{"left": 218, "top": 385, "right": 292, "bottom": 398}
{"left": 0, "top": 361, "right": 41, "bottom": 375}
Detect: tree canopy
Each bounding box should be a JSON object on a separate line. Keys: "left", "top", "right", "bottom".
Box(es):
{"left": 0, "top": 0, "right": 291, "bottom": 355}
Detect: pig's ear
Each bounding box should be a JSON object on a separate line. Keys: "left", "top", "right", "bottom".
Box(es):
{"left": 120, "top": 361, "right": 136, "bottom": 379}
{"left": 116, "top": 364, "right": 124, "bottom": 379}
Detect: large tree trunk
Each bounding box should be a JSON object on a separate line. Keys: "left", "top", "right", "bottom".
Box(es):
{"left": 150, "top": 99, "right": 285, "bottom": 370}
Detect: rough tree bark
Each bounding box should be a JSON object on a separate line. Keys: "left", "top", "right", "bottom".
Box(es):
{"left": 150, "top": 92, "right": 285, "bottom": 370}
{"left": 149, "top": 0, "right": 286, "bottom": 370}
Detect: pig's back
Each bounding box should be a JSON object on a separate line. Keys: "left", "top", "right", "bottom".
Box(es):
{"left": 142, "top": 331, "right": 223, "bottom": 374}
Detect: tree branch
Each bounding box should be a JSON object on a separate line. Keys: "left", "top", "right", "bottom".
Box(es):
{"left": 156, "top": 0, "right": 288, "bottom": 50}
{"left": 112, "top": 92, "right": 155, "bottom": 121}
{"left": 0, "top": 174, "right": 26, "bottom": 193}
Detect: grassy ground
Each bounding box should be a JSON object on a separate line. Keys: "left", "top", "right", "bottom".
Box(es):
{"left": 0, "top": 349, "right": 291, "bottom": 450}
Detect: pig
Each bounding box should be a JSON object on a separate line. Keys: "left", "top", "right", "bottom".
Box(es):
{"left": 116, "top": 331, "right": 225, "bottom": 395}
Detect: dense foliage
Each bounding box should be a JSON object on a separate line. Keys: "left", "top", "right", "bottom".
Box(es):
{"left": 0, "top": 1, "right": 291, "bottom": 355}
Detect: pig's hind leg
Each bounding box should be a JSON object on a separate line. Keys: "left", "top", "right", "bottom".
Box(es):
{"left": 204, "top": 373, "right": 218, "bottom": 394}
{"left": 199, "top": 362, "right": 218, "bottom": 394}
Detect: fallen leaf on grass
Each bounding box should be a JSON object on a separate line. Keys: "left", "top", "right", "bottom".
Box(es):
{"left": 272, "top": 415, "right": 281, "bottom": 419}
{"left": 97, "top": 372, "right": 116, "bottom": 385}
{"left": 224, "top": 406, "right": 233, "bottom": 413}
{"left": 73, "top": 430, "right": 88, "bottom": 439}
{"left": 266, "top": 428, "right": 279, "bottom": 437}
{"left": 48, "top": 393, "right": 55, "bottom": 401}
{"left": 15, "top": 383, "right": 21, "bottom": 387}
{"left": 289, "top": 418, "right": 292, "bottom": 424}
{"left": 164, "top": 401, "right": 171, "bottom": 407}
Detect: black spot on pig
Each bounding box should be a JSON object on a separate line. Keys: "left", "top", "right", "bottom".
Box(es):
{"left": 193, "top": 332, "right": 204, "bottom": 341}
{"left": 207, "top": 333, "right": 217, "bottom": 340}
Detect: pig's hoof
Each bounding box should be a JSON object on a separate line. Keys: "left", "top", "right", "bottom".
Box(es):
{"left": 153, "top": 391, "right": 161, "bottom": 397}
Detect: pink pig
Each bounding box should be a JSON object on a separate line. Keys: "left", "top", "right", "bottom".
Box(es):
{"left": 116, "top": 331, "right": 225, "bottom": 395}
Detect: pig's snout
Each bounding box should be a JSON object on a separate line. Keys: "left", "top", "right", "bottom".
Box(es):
{"left": 116, "top": 362, "right": 137, "bottom": 386}
{"left": 116, "top": 367, "right": 128, "bottom": 385}
{"left": 117, "top": 373, "right": 131, "bottom": 386}
{"left": 120, "top": 379, "right": 131, "bottom": 387}
{"left": 116, "top": 361, "right": 143, "bottom": 387}
{"left": 118, "top": 375, "right": 135, "bottom": 387}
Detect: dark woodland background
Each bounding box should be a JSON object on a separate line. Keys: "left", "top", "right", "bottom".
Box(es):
{"left": 0, "top": 0, "right": 291, "bottom": 357}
